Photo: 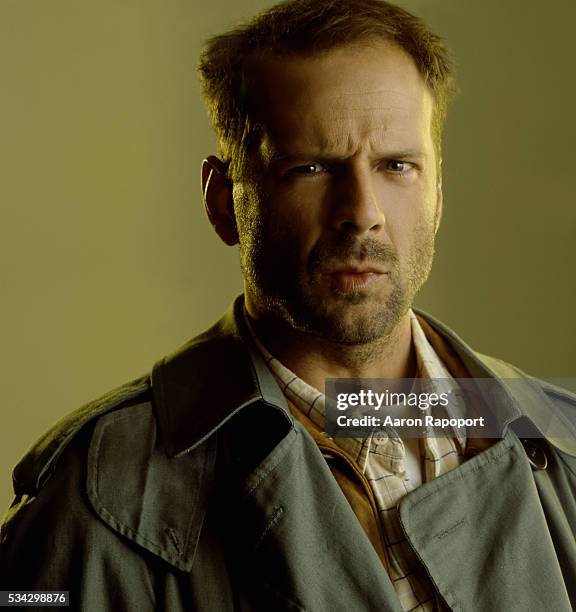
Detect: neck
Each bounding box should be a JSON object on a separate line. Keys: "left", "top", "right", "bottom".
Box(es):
{"left": 245, "top": 305, "right": 416, "bottom": 393}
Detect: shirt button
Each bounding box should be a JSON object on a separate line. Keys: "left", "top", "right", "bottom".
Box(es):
{"left": 520, "top": 439, "right": 548, "bottom": 470}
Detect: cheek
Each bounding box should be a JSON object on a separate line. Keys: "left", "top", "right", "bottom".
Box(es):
{"left": 232, "top": 182, "right": 261, "bottom": 240}
{"left": 378, "top": 185, "right": 438, "bottom": 253}
{"left": 264, "top": 189, "right": 325, "bottom": 256}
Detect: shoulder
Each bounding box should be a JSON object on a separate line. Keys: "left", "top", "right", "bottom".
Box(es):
{"left": 12, "top": 373, "right": 152, "bottom": 496}
{"left": 0, "top": 375, "right": 173, "bottom": 594}
{"left": 7, "top": 301, "right": 241, "bottom": 500}
{"left": 415, "top": 308, "right": 576, "bottom": 433}
{"left": 475, "top": 351, "right": 576, "bottom": 455}
{"left": 4, "top": 367, "right": 215, "bottom": 576}
{"left": 477, "top": 352, "right": 576, "bottom": 411}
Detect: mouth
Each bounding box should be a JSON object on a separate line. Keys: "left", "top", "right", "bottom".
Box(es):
{"left": 327, "top": 266, "right": 387, "bottom": 275}
{"left": 323, "top": 267, "right": 389, "bottom": 292}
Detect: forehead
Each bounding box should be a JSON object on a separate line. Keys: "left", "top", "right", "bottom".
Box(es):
{"left": 249, "top": 41, "right": 435, "bottom": 158}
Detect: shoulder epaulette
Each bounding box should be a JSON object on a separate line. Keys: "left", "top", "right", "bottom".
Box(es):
{"left": 12, "top": 374, "right": 151, "bottom": 495}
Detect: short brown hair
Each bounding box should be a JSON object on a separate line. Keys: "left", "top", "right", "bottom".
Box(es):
{"left": 198, "top": 0, "right": 456, "bottom": 178}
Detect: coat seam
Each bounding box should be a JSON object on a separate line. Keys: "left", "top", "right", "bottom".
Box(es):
{"left": 180, "top": 435, "right": 216, "bottom": 565}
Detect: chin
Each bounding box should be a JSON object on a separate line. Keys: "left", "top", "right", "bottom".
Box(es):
{"left": 334, "top": 315, "right": 396, "bottom": 344}
{"left": 294, "top": 298, "right": 402, "bottom": 345}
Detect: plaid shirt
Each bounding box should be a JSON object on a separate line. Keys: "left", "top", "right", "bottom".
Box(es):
{"left": 245, "top": 309, "right": 478, "bottom": 612}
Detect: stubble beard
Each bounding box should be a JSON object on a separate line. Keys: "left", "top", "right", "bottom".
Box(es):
{"left": 238, "top": 207, "right": 436, "bottom": 347}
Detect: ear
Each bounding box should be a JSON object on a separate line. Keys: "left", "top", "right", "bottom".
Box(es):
{"left": 201, "top": 155, "right": 239, "bottom": 246}
{"left": 434, "top": 158, "right": 443, "bottom": 234}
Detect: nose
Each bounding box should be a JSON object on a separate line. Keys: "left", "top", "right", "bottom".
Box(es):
{"left": 331, "top": 165, "right": 386, "bottom": 234}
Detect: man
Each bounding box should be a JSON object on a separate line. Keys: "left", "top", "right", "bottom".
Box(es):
{"left": 1, "top": 1, "right": 575, "bottom": 610}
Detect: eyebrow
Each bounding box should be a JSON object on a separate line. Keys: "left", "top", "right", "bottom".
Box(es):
{"left": 267, "top": 149, "right": 428, "bottom": 165}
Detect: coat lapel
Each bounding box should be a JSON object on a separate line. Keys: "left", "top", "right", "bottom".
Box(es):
{"left": 233, "top": 420, "right": 404, "bottom": 612}
{"left": 398, "top": 433, "right": 573, "bottom": 611}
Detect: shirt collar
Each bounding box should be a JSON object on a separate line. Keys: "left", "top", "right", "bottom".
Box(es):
{"left": 410, "top": 310, "right": 468, "bottom": 447}
{"left": 246, "top": 307, "right": 468, "bottom": 447}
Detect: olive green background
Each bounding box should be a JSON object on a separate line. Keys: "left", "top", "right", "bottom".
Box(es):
{"left": 1, "top": 1, "right": 575, "bottom": 513}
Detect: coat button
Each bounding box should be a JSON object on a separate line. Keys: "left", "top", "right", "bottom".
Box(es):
{"left": 520, "top": 439, "right": 548, "bottom": 470}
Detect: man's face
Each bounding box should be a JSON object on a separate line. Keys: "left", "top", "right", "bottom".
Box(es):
{"left": 233, "top": 41, "right": 442, "bottom": 344}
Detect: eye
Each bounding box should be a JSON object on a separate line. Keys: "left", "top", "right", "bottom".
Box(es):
{"left": 385, "top": 160, "right": 415, "bottom": 174}
{"left": 288, "top": 163, "right": 327, "bottom": 175}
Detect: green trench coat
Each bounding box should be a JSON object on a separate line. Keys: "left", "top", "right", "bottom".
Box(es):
{"left": 2, "top": 296, "right": 576, "bottom": 611}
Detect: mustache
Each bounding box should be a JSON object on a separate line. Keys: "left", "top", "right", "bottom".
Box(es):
{"left": 307, "top": 234, "right": 399, "bottom": 273}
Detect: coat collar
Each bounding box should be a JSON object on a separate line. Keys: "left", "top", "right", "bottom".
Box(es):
{"left": 151, "top": 295, "right": 576, "bottom": 458}
{"left": 151, "top": 296, "right": 291, "bottom": 458}
{"left": 415, "top": 309, "right": 576, "bottom": 457}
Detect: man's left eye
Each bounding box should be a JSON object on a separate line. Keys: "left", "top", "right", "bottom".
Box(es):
{"left": 385, "top": 160, "right": 414, "bottom": 173}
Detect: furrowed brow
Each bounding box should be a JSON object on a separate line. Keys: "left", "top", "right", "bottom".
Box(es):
{"left": 381, "top": 149, "right": 427, "bottom": 160}
{"left": 263, "top": 142, "right": 429, "bottom": 165}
